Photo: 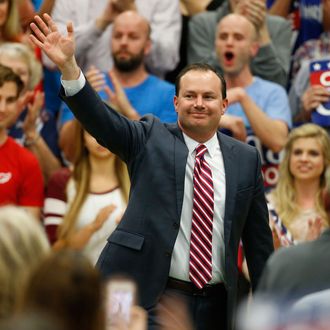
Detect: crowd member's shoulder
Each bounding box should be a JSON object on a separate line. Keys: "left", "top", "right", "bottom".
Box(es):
{"left": 7, "top": 137, "right": 40, "bottom": 164}
{"left": 146, "top": 74, "right": 175, "bottom": 90}
{"left": 253, "top": 76, "right": 288, "bottom": 94}
{"left": 265, "top": 12, "right": 292, "bottom": 30}
{"left": 46, "top": 167, "right": 72, "bottom": 195}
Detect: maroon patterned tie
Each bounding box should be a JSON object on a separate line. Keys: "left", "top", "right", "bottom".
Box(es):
{"left": 189, "top": 144, "right": 214, "bottom": 289}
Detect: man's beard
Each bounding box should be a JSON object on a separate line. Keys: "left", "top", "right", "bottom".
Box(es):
{"left": 113, "top": 51, "right": 144, "bottom": 72}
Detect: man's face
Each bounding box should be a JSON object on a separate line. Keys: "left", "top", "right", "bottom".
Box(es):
{"left": 0, "top": 81, "right": 19, "bottom": 131}
{"left": 111, "top": 15, "right": 151, "bottom": 72}
{"left": 174, "top": 70, "right": 227, "bottom": 142}
{"left": 215, "top": 15, "right": 258, "bottom": 76}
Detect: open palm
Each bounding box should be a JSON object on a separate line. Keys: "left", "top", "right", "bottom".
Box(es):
{"left": 30, "top": 14, "right": 75, "bottom": 69}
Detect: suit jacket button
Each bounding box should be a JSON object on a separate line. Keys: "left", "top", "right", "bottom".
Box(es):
{"left": 165, "top": 251, "right": 171, "bottom": 257}
{"left": 173, "top": 222, "right": 179, "bottom": 229}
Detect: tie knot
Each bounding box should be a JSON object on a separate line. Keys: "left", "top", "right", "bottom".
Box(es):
{"left": 195, "top": 144, "right": 207, "bottom": 158}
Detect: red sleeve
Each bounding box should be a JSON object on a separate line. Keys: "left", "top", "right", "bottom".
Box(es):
{"left": 43, "top": 168, "right": 71, "bottom": 245}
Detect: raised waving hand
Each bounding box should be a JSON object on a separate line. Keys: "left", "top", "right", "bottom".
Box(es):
{"left": 29, "top": 13, "right": 80, "bottom": 80}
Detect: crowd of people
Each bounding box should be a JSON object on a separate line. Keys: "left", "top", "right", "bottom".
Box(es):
{"left": 1, "top": 0, "right": 330, "bottom": 329}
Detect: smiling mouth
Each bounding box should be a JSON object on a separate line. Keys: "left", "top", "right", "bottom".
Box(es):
{"left": 297, "top": 166, "right": 312, "bottom": 171}
{"left": 191, "top": 112, "right": 207, "bottom": 117}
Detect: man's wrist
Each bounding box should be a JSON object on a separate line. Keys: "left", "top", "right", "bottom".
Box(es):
{"left": 24, "top": 133, "right": 40, "bottom": 147}
{"left": 59, "top": 57, "right": 81, "bottom": 81}
{"left": 258, "top": 25, "right": 271, "bottom": 45}
{"left": 95, "top": 16, "right": 112, "bottom": 31}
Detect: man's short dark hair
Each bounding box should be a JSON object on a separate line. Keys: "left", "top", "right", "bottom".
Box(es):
{"left": 175, "top": 63, "right": 227, "bottom": 99}
{"left": 0, "top": 64, "right": 24, "bottom": 97}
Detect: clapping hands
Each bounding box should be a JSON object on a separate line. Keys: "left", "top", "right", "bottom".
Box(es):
{"left": 85, "top": 66, "right": 139, "bottom": 120}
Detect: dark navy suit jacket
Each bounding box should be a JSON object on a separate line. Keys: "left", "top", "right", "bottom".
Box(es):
{"left": 61, "top": 81, "right": 274, "bottom": 327}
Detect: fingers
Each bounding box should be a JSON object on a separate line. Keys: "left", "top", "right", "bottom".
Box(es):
{"left": 29, "top": 14, "right": 55, "bottom": 48}
{"left": 104, "top": 85, "right": 116, "bottom": 102}
{"left": 25, "top": 92, "right": 44, "bottom": 128}
{"left": 99, "top": 204, "right": 117, "bottom": 219}
{"left": 245, "top": 5, "right": 265, "bottom": 28}
{"left": 94, "top": 204, "right": 117, "bottom": 228}
{"left": 129, "top": 306, "right": 147, "bottom": 330}
{"left": 67, "top": 21, "right": 74, "bottom": 39}
{"left": 105, "top": 204, "right": 117, "bottom": 214}
{"left": 31, "top": 91, "right": 45, "bottom": 114}
{"left": 43, "top": 13, "right": 59, "bottom": 32}
{"left": 233, "top": 127, "right": 247, "bottom": 142}
{"left": 18, "top": 91, "right": 34, "bottom": 110}
{"left": 86, "top": 66, "right": 106, "bottom": 91}
{"left": 33, "top": 15, "right": 51, "bottom": 36}
{"left": 302, "top": 86, "right": 330, "bottom": 112}
{"left": 29, "top": 22, "right": 47, "bottom": 47}
{"left": 108, "top": 70, "right": 122, "bottom": 92}
{"left": 307, "top": 217, "right": 323, "bottom": 241}
{"left": 235, "top": 0, "right": 265, "bottom": 28}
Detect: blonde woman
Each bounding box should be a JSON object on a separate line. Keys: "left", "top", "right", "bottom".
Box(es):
{"left": 267, "top": 123, "right": 330, "bottom": 248}
{"left": 0, "top": 206, "right": 50, "bottom": 320}
{"left": 44, "top": 121, "right": 130, "bottom": 265}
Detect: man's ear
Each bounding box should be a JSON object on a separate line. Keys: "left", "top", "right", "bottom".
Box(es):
{"left": 144, "top": 39, "right": 152, "bottom": 56}
{"left": 221, "top": 98, "right": 228, "bottom": 115}
{"left": 174, "top": 95, "right": 179, "bottom": 113}
{"left": 250, "top": 41, "right": 259, "bottom": 58}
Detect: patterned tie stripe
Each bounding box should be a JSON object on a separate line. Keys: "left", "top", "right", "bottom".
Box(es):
{"left": 189, "top": 144, "right": 214, "bottom": 289}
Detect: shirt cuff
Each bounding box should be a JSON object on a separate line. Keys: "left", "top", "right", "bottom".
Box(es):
{"left": 61, "top": 70, "right": 86, "bottom": 96}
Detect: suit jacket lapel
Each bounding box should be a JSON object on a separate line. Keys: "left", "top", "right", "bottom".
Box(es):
{"left": 168, "top": 124, "right": 189, "bottom": 219}
{"left": 218, "top": 132, "right": 239, "bottom": 248}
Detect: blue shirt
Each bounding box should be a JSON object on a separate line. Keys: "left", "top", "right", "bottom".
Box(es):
{"left": 226, "top": 77, "right": 292, "bottom": 128}
{"left": 60, "top": 74, "right": 177, "bottom": 125}
{"left": 223, "top": 77, "right": 292, "bottom": 189}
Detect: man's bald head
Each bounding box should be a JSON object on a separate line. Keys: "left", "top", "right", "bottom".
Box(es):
{"left": 113, "top": 11, "right": 151, "bottom": 39}
{"left": 217, "top": 13, "right": 258, "bottom": 42}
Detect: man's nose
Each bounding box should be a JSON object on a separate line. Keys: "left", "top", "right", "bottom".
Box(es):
{"left": 226, "top": 35, "right": 234, "bottom": 45}
{"left": 119, "top": 35, "right": 128, "bottom": 45}
{"left": 194, "top": 95, "right": 204, "bottom": 108}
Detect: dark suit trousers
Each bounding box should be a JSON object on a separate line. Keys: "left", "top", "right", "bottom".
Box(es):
{"left": 147, "top": 280, "right": 228, "bottom": 330}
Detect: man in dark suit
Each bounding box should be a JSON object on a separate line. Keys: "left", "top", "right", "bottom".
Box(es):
{"left": 30, "top": 14, "right": 274, "bottom": 330}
